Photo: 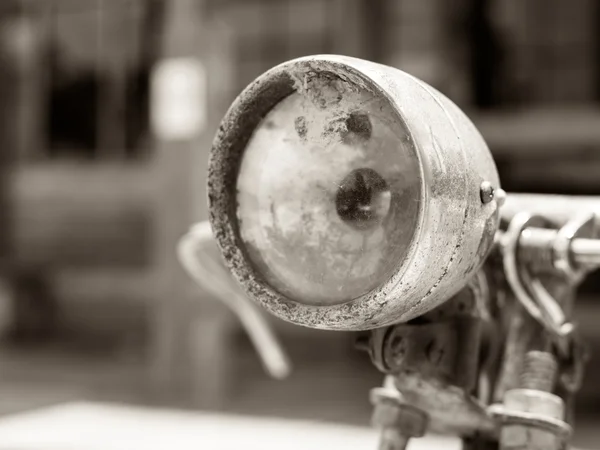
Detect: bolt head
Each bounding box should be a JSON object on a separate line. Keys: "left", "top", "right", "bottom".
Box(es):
{"left": 382, "top": 331, "right": 409, "bottom": 370}
{"left": 480, "top": 181, "right": 495, "bottom": 204}
{"left": 504, "top": 389, "right": 563, "bottom": 419}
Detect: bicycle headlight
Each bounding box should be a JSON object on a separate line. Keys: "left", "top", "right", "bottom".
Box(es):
{"left": 208, "top": 55, "right": 501, "bottom": 330}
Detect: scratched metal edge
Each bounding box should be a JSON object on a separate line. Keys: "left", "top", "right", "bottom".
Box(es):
{"left": 414, "top": 78, "right": 501, "bottom": 312}
{"left": 359, "top": 59, "right": 501, "bottom": 326}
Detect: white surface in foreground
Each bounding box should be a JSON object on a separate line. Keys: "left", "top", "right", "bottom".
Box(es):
{"left": 0, "top": 402, "right": 462, "bottom": 450}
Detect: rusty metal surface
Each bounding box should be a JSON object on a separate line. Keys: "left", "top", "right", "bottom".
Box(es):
{"left": 367, "top": 275, "right": 498, "bottom": 437}
{"left": 491, "top": 351, "right": 570, "bottom": 450}
{"left": 200, "top": 55, "right": 600, "bottom": 449}
{"left": 208, "top": 55, "right": 500, "bottom": 331}
{"left": 494, "top": 388, "right": 569, "bottom": 450}
{"left": 492, "top": 222, "right": 586, "bottom": 404}
{"left": 489, "top": 211, "right": 592, "bottom": 450}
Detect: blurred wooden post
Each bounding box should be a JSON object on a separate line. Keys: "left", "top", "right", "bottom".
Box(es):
{"left": 96, "top": 1, "right": 127, "bottom": 157}
{"left": 362, "top": 0, "right": 388, "bottom": 63}
{"left": 149, "top": 0, "right": 235, "bottom": 409}
{"left": 0, "top": 4, "right": 21, "bottom": 263}
{"left": 0, "top": 2, "right": 38, "bottom": 339}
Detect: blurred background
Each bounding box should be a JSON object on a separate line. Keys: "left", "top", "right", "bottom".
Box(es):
{"left": 0, "top": 0, "right": 599, "bottom": 447}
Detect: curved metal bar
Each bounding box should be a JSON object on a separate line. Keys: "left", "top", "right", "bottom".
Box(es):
{"left": 501, "top": 212, "right": 572, "bottom": 340}
{"left": 500, "top": 194, "right": 600, "bottom": 270}
{"left": 178, "top": 221, "right": 292, "bottom": 380}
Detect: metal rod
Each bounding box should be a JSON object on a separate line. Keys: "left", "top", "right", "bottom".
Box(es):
{"left": 502, "top": 194, "right": 600, "bottom": 226}
{"left": 571, "top": 238, "right": 600, "bottom": 267}
{"left": 500, "top": 193, "right": 600, "bottom": 268}
{"left": 511, "top": 227, "right": 600, "bottom": 269}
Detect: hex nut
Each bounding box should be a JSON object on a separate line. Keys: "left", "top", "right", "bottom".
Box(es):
{"left": 504, "top": 389, "right": 563, "bottom": 418}
{"left": 501, "top": 424, "right": 565, "bottom": 450}
{"left": 500, "top": 389, "right": 566, "bottom": 450}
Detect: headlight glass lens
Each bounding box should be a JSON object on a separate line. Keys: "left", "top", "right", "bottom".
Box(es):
{"left": 236, "top": 87, "right": 422, "bottom": 306}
